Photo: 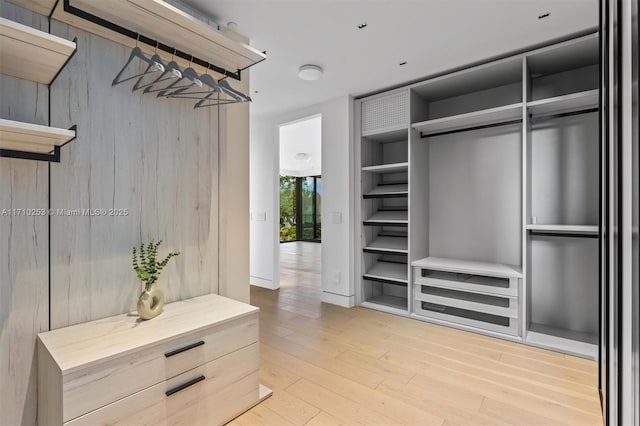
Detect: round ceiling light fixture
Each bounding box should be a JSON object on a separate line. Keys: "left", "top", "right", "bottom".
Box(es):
{"left": 298, "top": 64, "right": 323, "bottom": 81}
{"left": 295, "top": 152, "right": 311, "bottom": 162}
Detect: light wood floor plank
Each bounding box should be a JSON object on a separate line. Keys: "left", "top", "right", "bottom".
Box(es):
{"left": 239, "top": 242, "right": 603, "bottom": 426}
{"left": 262, "top": 389, "right": 320, "bottom": 425}
{"left": 288, "top": 379, "right": 399, "bottom": 426}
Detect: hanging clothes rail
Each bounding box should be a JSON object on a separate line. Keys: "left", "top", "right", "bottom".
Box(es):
{"left": 61, "top": 0, "right": 266, "bottom": 81}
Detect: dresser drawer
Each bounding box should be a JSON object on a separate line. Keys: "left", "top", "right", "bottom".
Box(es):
{"left": 66, "top": 343, "right": 260, "bottom": 426}
{"left": 61, "top": 313, "right": 258, "bottom": 422}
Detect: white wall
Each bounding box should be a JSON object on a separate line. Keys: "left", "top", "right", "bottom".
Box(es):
{"left": 250, "top": 95, "right": 355, "bottom": 306}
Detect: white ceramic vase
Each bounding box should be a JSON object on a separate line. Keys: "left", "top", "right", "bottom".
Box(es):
{"left": 137, "top": 282, "right": 165, "bottom": 320}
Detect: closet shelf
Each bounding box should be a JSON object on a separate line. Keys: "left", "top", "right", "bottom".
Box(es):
{"left": 363, "top": 261, "right": 408, "bottom": 284}
{"left": 411, "top": 103, "right": 522, "bottom": 137}
{"left": 526, "top": 323, "right": 598, "bottom": 360}
{"left": 363, "top": 183, "right": 408, "bottom": 199}
{"left": 362, "top": 162, "right": 408, "bottom": 173}
{"left": 363, "top": 210, "right": 408, "bottom": 225}
{"left": 0, "top": 119, "right": 76, "bottom": 154}
{"left": 527, "top": 89, "right": 599, "bottom": 117}
{"left": 364, "top": 236, "right": 408, "bottom": 254}
{"left": 412, "top": 257, "right": 522, "bottom": 279}
{"left": 361, "top": 127, "right": 407, "bottom": 142}
{"left": 362, "top": 295, "right": 407, "bottom": 311}
{"left": 526, "top": 224, "right": 599, "bottom": 236}
{"left": 0, "top": 17, "right": 76, "bottom": 85}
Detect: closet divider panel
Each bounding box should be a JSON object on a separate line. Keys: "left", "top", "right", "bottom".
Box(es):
{"left": 0, "top": 3, "right": 50, "bottom": 426}
{"left": 48, "top": 23, "right": 219, "bottom": 328}
{"left": 523, "top": 33, "right": 600, "bottom": 358}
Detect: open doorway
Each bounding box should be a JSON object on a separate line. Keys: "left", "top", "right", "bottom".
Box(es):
{"left": 278, "top": 114, "right": 322, "bottom": 294}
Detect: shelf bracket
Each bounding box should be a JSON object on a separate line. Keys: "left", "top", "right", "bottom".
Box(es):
{"left": 49, "top": 37, "right": 78, "bottom": 85}
{"left": 0, "top": 125, "right": 76, "bottom": 163}
{"left": 0, "top": 146, "right": 61, "bottom": 162}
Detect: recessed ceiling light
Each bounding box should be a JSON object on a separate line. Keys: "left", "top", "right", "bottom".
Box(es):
{"left": 298, "top": 64, "right": 323, "bottom": 81}
{"left": 358, "top": 23, "right": 367, "bottom": 29}
{"left": 538, "top": 12, "right": 550, "bottom": 19}
{"left": 399, "top": 61, "right": 407, "bottom": 66}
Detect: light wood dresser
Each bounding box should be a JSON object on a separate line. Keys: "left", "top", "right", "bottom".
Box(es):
{"left": 37, "top": 294, "right": 271, "bottom": 425}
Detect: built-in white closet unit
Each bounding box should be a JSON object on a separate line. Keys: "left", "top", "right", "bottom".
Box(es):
{"left": 524, "top": 35, "right": 599, "bottom": 359}
{"left": 354, "top": 32, "right": 599, "bottom": 359}
{"left": 409, "top": 54, "right": 525, "bottom": 341}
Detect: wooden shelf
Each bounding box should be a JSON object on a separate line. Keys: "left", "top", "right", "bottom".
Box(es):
{"left": 0, "top": 17, "right": 76, "bottom": 85}
{"left": 363, "top": 183, "right": 408, "bottom": 198}
{"left": 72, "top": 0, "right": 263, "bottom": 71}
{"left": 363, "top": 261, "right": 408, "bottom": 284}
{"left": 412, "top": 103, "right": 522, "bottom": 136}
{"left": 362, "top": 162, "right": 408, "bottom": 174}
{"left": 364, "top": 210, "right": 408, "bottom": 225}
{"left": 0, "top": 119, "right": 75, "bottom": 154}
{"left": 364, "top": 236, "right": 408, "bottom": 254}
{"left": 412, "top": 257, "right": 522, "bottom": 279}
{"left": 526, "top": 323, "right": 597, "bottom": 360}
{"left": 527, "top": 90, "right": 598, "bottom": 117}
{"left": 526, "top": 224, "right": 599, "bottom": 236}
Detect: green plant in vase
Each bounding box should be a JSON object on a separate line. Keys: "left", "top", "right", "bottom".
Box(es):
{"left": 132, "top": 240, "right": 180, "bottom": 320}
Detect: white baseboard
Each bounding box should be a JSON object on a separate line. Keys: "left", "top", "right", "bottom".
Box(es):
{"left": 321, "top": 291, "right": 355, "bottom": 307}
{"left": 250, "top": 276, "right": 279, "bottom": 290}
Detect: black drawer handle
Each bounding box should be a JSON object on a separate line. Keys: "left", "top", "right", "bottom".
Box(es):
{"left": 164, "top": 340, "right": 205, "bottom": 358}
{"left": 165, "top": 375, "right": 205, "bottom": 397}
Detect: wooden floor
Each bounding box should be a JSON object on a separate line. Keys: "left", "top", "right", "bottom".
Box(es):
{"left": 232, "top": 242, "right": 603, "bottom": 426}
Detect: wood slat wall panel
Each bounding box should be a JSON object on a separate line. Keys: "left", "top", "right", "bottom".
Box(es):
{"left": 0, "top": 3, "right": 50, "bottom": 425}
{"left": 48, "top": 21, "right": 219, "bottom": 328}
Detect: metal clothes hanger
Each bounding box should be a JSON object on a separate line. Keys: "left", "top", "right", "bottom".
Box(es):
{"left": 193, "top": 92, "right": 238, "bottom": 109}
{"left": 217, "top": 79, "right": 251, "bottom": 102}
{"left": 112, "top": 37, "right": 165, "bottom": 87}
{"left": 156, "top": 57, "right": 204, "bottom": 98}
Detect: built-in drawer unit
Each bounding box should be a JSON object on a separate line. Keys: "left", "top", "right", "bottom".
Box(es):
{"left": 412, "top": 257, "right": 522, "bottom": 337}
{"left": 37, "top": 294, "right": 271, "bottom": 426}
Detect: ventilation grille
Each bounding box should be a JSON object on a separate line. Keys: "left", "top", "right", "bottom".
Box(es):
{"left": 361, "top": 91, "right": 408, "bottom": 135}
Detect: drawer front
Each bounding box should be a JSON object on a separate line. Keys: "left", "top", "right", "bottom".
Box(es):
{"left": 413, "top": 286, "right": 518, "bottom": 318}
{"left": 62, "top": 313, "right": 258, "bottom": 422}
{"left": 66, "top": 343, "right": 260, "bottom": 426}
{"left": 414, "top": 300, "right": 520, "bottom": 336}
{"left": 414, "top": 267, "right": 519, "bottom": 297}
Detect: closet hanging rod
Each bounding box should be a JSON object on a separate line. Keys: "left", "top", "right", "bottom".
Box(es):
{"left": 528, "top": 230, "right": 599, "bottom": 239}
{"left": 529, "top": 107, "right": 599, "bottom": 123}
{"left": 420, "top": 118, "right": 522, "bottom": 138}
{"left": 61, "top": 0, "right": 266, "bottom": 81}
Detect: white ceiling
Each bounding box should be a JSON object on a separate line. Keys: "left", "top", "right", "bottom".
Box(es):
{"left": 183, "top": 0, "right": 598, "bottom": 119}
{"left": 279, "top": 115, "right": 322, "bottom": 177}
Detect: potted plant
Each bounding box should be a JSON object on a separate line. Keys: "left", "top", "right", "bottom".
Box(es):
{"left": 132, "top": 240, "right": 180, "bottom": 320}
